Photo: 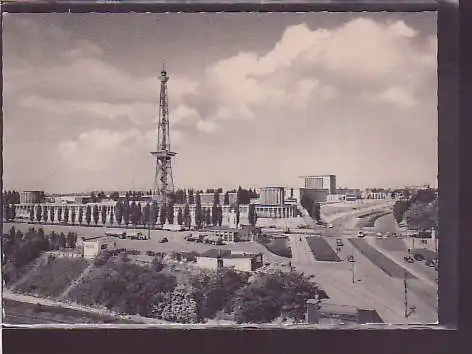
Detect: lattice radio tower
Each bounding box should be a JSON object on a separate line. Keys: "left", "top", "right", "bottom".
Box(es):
{"left": 151, "top": 63, "right": 176, "bottom": 208}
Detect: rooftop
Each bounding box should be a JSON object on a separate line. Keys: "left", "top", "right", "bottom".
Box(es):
{"left": 198, "top": 249, "right": 258, "bottom": 259}
{"left": 203, "top": 226, "right": 240, "bottom": 232}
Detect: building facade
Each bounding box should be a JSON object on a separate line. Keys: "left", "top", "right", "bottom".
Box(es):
{"left": 301, "top": 175, "right": 337, "bottom": 194}
{"left": 19, "top": 191, "right": 42, "bottom": 204}
{"left": 81, "top": 236, "right": 117, "bottom": 259}
{"left": 258, "top": 187, "right": 285, "bottom": 205}
{"left": 196, "top": 249, "right": 263, "bottom": 272}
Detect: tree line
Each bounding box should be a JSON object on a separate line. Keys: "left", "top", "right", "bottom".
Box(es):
{"left": 393, "top": 188, "right": 438, "bottom": 231}
{"left": 2, "top": 227, "right": 78, "bottom": 285}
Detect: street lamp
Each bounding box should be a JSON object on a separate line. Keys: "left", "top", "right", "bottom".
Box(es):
{"left": 347, "top": 255, "right": 355, "bottom": 283}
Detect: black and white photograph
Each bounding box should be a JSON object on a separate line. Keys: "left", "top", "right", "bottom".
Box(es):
{"left": 2, "top": 11, "right": 438, "bottom": 326}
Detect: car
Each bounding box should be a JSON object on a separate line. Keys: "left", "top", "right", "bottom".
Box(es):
{"left": 413, "top": 253, "right": 425, "bottom": 261}
{"left": 327, "top": 224, "right": 334, "bottom": 229}
{"left": 357, "top": 231, "right": 365, "bottom": 238}
{"left": 376, "top": 232, "right": 383, "bottom": 239}
{"left": 336, "top": 238, "right": 344, "bottom": 247}
{"left": 403, "top": 256, "right": 414, "bottom": 263}
{"left": 159, "top": 237, "right": 168, "bottom": 243}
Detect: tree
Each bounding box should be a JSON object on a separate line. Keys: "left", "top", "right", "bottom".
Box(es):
{"left": 64, "top": 206, "right": 69, "bottom": 224}
{"left": 160, "top": 206, "right": 167, "bottom": 225}
{"left": 195, "top": 192, "right": 202, "bottom": 229}
{"left": 130, "top": 201, "right": 139, "bottom": 225}
{"left": 50, "top": 206, "right": 55, "bottom": 223}
{"left": 231, "top": 271, "right": 322, "bottom": 324}
{"left": 110, "top": 209, "right": 115, "bottom": 225}
{"left": 312, "top": 202, "right": 321, "bottom": 222}
{"left": 155, "top": 284, "right": 200, "bottom": 324}
{"left": 205, "top": 208, "right": 211, "bottom": 226}
{"left": 217, "top": 205, "right": 223, "bottom": 226}
{"left": 11, "top": 204, "right": 16, "bottom": 220}
{"left": 150, "top": 201, "right": 158, "bottom": 226}
{"left": 78, "top": 207, "right": 84, "bottom": 225}
{"left": 236, "top": 208, "right": 240, "bottom": 226}
{"left": 110, "top": 191, "right": 120, "bottom": 201}
{"left": 142, "top": 203, "right": 150, "bottom": 226}
{"left": 248, "top": 204, "right": 257, "bottom": 226}
{"left": 101, "top": 206, "right": 107, "bottom": 226}
{"left": 405, "top": 199, "right": 438, "bottom": 231}
{"left": 123, "top": 200, "right": 130, "bottom": 226}
{"left": 92, "top": 205, "right": 99, "bottom": 225}
{"left": 43, "top": 205, "right": 48, "bottom": 223}
{"left": 3, "top": 203, "right": 10, "bottom": 221}
{"left": 115, "top": 201, "right": 123, "bottom": 225}
{"left": 167, "top": 203, "right": 175, "bottom": 224}
{"left": 223, "top": 192, "right": 230, "bottom": 205}
{"left": 57, "top": 207, "right": 63, "bottom": 223}
{"left": 59, "top": 232, "right": 67, "bottom": 249}
{"left": 85, "top": 205, "right": 92, "bottom": 225}
{"left": 188, "top": 189, "right": 195, "bottom": 204}
{"left": 71, "top": 208, "right": 77, "bottom": 225}
{"left": 177, "top": 208, "right": 183, "bottom": 225}
{"left": 66, "top": 232, "right": 78, "bottom": 248}
{"left": 211, "top": 204, "right": 218, "bottom": 226}
{"left": 29, "top": 207, "right": 35, "bottom": 222}
{"left": 183, "top": 204, "right": 191, "bottom": 229}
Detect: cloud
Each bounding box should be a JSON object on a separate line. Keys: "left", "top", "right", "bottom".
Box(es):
{"left": 196, "top": 120, "right": 219, "bottom": 133}
{"left": 178, "top": 17, "right": 435, "bottom": 132}
{"left": 374, "top": 86, "right": 417, "bottom": 108}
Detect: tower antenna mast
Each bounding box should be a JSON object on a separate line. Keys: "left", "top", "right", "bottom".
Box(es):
{"left": 151, "top": 63, "right": 176, "bottom": 213}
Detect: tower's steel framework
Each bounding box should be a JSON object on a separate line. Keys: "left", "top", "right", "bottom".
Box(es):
{"left": 151, "top": 66, "right": 176, "bottom": 208}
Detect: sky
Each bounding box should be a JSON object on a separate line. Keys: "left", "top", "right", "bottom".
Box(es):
{"left": 3, "top": 12, "right": 437, "bottom": 193}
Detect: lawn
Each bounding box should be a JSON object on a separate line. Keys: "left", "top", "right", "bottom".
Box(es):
{"left": 349, "top": 239, "right": 416, "bottom": 279}
{"left": 257, "top": 235, "right": 292, "bottom": 258}
{"left": 14, "top": 256, "right": 90, "bottom": 298}
{"left": 305, "top": 237, "right": 340, "bottom": 262}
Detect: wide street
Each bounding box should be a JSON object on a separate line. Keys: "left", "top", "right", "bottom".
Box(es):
{"left": 288, "top": 200, "right": 438, "bottom": 324}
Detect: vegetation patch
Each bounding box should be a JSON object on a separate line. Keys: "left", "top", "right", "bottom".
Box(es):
{"left": 257, "top": 235, "right": 292, "bottom": 258}
{"left": 14, "top": 256, "right": 90, "bottom": 298}
{"left": 68, "top": 254, "right": 177, "bottom": 317}
{"left": 306, "top": 237, "right": 340, "bottom": 262}
{"left": 2, "top": 227, "right": 78, "bottom": 286}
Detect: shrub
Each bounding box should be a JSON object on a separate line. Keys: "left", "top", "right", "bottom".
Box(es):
{"left": 94, "top": 250, "right": 112, "bottom": 266}
{"left": 146, "top": 250, "right": 156, "bottom": 257}
{"left": 229, "top": 270, "right": 322, "bottom": 324}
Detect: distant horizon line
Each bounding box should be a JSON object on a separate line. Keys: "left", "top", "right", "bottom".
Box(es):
{"left": 5, "top": 183, "right": 436, "bottom": 196}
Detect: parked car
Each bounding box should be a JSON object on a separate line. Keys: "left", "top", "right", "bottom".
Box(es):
{"left": 159, "top": 237, "right": 168, "bottom": 243}
{"left": 376, "top": 232, "right": 383, "bottom": 239}
{"left": 327, "top": 224, "right": 334, "bottom": 229}
{"left": 413, "top": 253, "right": 425, "bottom": 261}
{"left": 336, "top": 238, "right": 344, "bottom": 247}
{"left": 425, "top": 258, "right": 437, "bottom": 267}
{"left": 403, "top": 256, "right": 414, "bottom": 263}
{"left": 357, "top": 231, "right": 365, "bottom": 238}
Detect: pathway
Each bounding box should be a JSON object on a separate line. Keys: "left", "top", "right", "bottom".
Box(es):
{"left": 58, "top": 262, "right": 95, "bottom": 301}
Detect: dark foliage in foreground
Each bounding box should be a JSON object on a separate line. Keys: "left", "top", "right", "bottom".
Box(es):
{"left": 69, "top": 255, "right": 177, "bottom": 317}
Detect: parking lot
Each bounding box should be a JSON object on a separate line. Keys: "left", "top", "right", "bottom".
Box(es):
{"left": 3, "top": 222, "right": 286, "bottom": 265}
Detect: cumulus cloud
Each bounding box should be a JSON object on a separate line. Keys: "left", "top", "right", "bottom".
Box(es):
{"left": 178, "top": 17, "right": 435, "bottom": 133}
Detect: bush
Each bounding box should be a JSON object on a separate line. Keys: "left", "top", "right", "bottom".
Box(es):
{"left": 152, "top": 284, "right": 200, "bottom": 323}
{"left": 146, "top": 250, "right": 156, "bottom": 257}
{"left": 94, "top": 250, "right": 112, "bottom": 267}
{"left": 69, "top": 257, "right": 177, "bottom": 317}
{"left": 190, "top": 268, "right": 249, "bottom": 320}
{"left": 229, "top": 270, "right": 322, "bottom": 324}
{"left": 126, "top": 249, "right": 141, "bottom": 256}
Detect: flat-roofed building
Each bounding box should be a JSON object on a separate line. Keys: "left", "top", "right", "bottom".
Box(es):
{"left": 81, "top": 236, "right": 117, "bottom": 259}
{"left": 258, "top": 187, "right": 285, "bottom": 205}
{"left": 300, "top": 175, "right": 337, "bottom": 194}
{"left": 20, "top": 191, "right": 42, "bottom": 204}
{"left": 196, "top": 249, "right": 263, "bottom": 272}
